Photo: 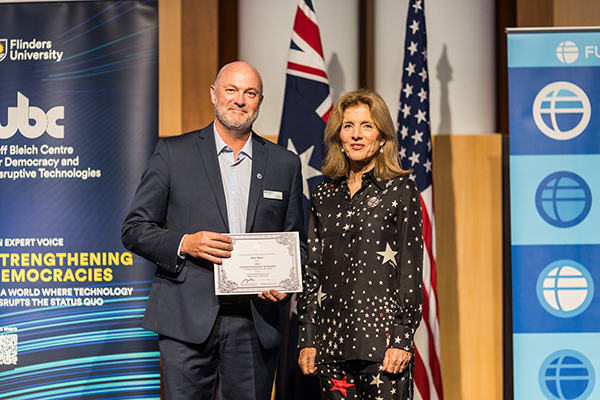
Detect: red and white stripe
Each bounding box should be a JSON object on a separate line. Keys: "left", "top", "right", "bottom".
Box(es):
{"left": 287, "top": 0, "right": 332, "bottom": 122}
{"left": 415, "top": 184, "right": 443, "bottom": 400}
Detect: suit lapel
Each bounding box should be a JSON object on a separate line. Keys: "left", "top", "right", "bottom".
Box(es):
{"left": 246, "top": 133, "right": 267, "bottom": 232}
{"left": 197, "top": 125, "right": 229, "bottom": 230}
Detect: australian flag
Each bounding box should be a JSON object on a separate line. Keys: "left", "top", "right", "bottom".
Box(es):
{"left": 275, "top": 1, "right": 331, "bottom": 399}
{"left": 277, "top": 0, "right": 332, "bottom": 221}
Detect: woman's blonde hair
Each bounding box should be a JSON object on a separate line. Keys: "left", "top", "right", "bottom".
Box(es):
{"left": 321, "top": 89, "right": 410, "bottom": 180}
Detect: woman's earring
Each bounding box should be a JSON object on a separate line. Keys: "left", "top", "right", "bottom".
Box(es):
{"left": 341, "top": 148, "right": 345, "bottom": 153}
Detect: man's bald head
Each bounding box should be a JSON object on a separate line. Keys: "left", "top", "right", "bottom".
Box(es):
{"left": 214, "top": 61, "right": 263, "bottom": 96}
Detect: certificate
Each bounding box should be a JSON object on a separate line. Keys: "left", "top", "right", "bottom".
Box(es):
{"left": 214, "top": 232, "right": 303, "bottom": 295}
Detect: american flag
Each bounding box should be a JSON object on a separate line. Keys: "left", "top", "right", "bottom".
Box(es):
{"left": 396, "top": 1, "right": 444, "bottom": 400}
{"left": 275, "top": 1, "right": 331, "bottom": 399}
{"left": 278, "top": 0, "right": 332, "bottom": 221}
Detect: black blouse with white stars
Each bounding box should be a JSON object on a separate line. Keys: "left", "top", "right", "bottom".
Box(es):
{"left": 297, "top": 169, "right": 424, "bottom": 365}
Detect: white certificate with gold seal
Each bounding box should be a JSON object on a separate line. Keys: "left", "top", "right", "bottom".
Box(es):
{"left": 214, "top": 232, "right": 303, "bottom": 295}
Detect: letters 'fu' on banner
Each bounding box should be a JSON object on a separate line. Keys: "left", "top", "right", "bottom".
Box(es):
{"left": 0, "top": 2, "right": 160, "bottom": 399}
{"left": 508, "top": 27, "right": 600, "bottom": 400}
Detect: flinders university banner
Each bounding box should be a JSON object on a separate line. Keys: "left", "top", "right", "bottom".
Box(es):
{"left": 0, "top": 2, "right": 160, "bottom": 399}
{"left": 508, "top": 28, "right": 600, "bottom": 400}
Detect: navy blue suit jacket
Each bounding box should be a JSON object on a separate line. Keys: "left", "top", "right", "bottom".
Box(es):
{"left": 122, "top": 123, "right": 306, "bottom": 349}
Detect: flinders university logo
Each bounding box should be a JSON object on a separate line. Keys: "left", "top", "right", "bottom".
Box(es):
{"left": 0, "top": 39, "right": 7, "bottom": 62}
{"left": 556, "top": 41, "right": 579, "bottom": 64}
{"left": 533, "top": 82, "right": 591, "bottom": 141}
{"left": 536, "top": 260, "right": 594, "bottom": 318}
{"left": 535, "top": 171, "right": 592, "bottom": 228}
{"left": 539, "top": 350, "right": 595, "bottom": 400}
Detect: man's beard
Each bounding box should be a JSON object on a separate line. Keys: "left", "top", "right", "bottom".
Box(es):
{"left": 215, "top": 104, "right": 260, "bottom": 131}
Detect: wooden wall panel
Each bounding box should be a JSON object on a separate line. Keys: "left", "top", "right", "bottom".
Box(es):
{"left": 159, "top": 0, "right": 238, "bottom": 138}
{"left": 554, "top": 0, "right": 600, "bottom": 26}
{"left": 158, "top": 0, "right": 182, "bottom": 138}
{"left": 182, "top": 0, "right": 219, "bottom": 134}
{"left": 218, "top": 0, "right": 239, "bottom": 66}
{"left": 516, "top": 0, "right": 553, "bottom": 27}
{"left": 359, "top": 0, "right": 374, "bottom": 90}
{"left": 434, "top": 134, "right": 503, "bottom": 400}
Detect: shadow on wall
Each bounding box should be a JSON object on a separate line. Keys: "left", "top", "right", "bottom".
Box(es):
{"left": 327, "top": 52, "right": 345, "bottom": 101}
{"left": 437, "top": 44, "right": 453, "bottom": 134}
{"left": 433, "top": 43, "right": 463, "bottom": 400}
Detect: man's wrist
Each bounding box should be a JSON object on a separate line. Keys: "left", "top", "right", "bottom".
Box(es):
{"left": 177, "top": 234, "right": 187, "bottom": 258}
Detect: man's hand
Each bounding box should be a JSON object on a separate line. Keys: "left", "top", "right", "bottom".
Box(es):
{"left": 298, "top": 347, "right": 317, "bottom": 375}
{"left": 258, "top": 289, "right": 289, "bottom": 303}
{"left": 181, "top": 231, "right": 233, "bottom": 264}
{"left": 382, "top": 348, "right": 411, "bottom": 374}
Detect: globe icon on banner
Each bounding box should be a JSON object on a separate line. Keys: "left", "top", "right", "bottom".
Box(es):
{"left": 533, "top": 82, "right": 591, "bottom": 140}
{"left": 535, "top": 171, "right": 592, "bottom": 228}
{"left": 536, "top": 260, "right": 594, "bottom": 318}
{"left": 556, "top": 41, "right": 579, "bottom": 64}
{"left": 539, "top": 350, "right": 595, "bottom": 400}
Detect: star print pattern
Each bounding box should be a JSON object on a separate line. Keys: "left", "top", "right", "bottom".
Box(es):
{"left": 376, "top": 243, "right": 398, "bottom": 268}
{"left": 298, "top": 170, "right": 424, "bottom": 364}
{"left": 317, "top": 361, "right": 414, "bottom": 400}
{"left": 330, "top": 376, "right": 355, "bottom": 397}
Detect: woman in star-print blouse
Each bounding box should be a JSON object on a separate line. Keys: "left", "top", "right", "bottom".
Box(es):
{"left": 297, "top": 89, "right": 424, "bottom": 400}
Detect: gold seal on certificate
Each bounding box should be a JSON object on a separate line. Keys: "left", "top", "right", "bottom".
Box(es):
{"left": 214, "top": 232, "right": 303, "bottom": 295}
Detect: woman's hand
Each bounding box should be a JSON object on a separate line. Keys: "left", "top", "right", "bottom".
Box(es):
{"left": 298, "top": 347, "right": 318, "bottom": 375}
{"left": 382, "top": 348, "right": 411, "bottom": 374}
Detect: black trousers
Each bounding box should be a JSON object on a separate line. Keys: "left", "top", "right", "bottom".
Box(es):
{"left": 158, "top": 304, "right": 279, "bottom": 400}
{"left": 317, "top": 360, "right": 414, "bottom": 400}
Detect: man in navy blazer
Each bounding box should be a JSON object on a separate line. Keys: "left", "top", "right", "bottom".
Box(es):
{"left": 122, "top": 61, "right": 306, "bottom": 400}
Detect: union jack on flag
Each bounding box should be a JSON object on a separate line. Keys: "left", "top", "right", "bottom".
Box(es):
{"left": 275, "top": 2, "right": 331, "bottom": 399}
{"left": 278, "top": 0, "right": 332, "bottom": 221}
{"left": 396, "top": 1, "right": 444, "bottom": 400}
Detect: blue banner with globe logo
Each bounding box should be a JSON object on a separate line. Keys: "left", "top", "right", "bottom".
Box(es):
{"left": 508, "top": 28, "right": 600, "bottom": 400}
{"left": 0, "top": 2, "right": 160, "bottom": 399}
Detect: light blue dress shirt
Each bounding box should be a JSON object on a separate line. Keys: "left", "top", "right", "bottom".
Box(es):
{"left": 213, "top": 126, "right": 252, "bottom": 234}
{"left": 177, "top": 126, "right": 254, "bottom": 257}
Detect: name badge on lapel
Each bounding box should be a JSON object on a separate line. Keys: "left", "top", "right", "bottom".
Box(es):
{"left": 263, "top": 190, "right": 283, "bottom": 200}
